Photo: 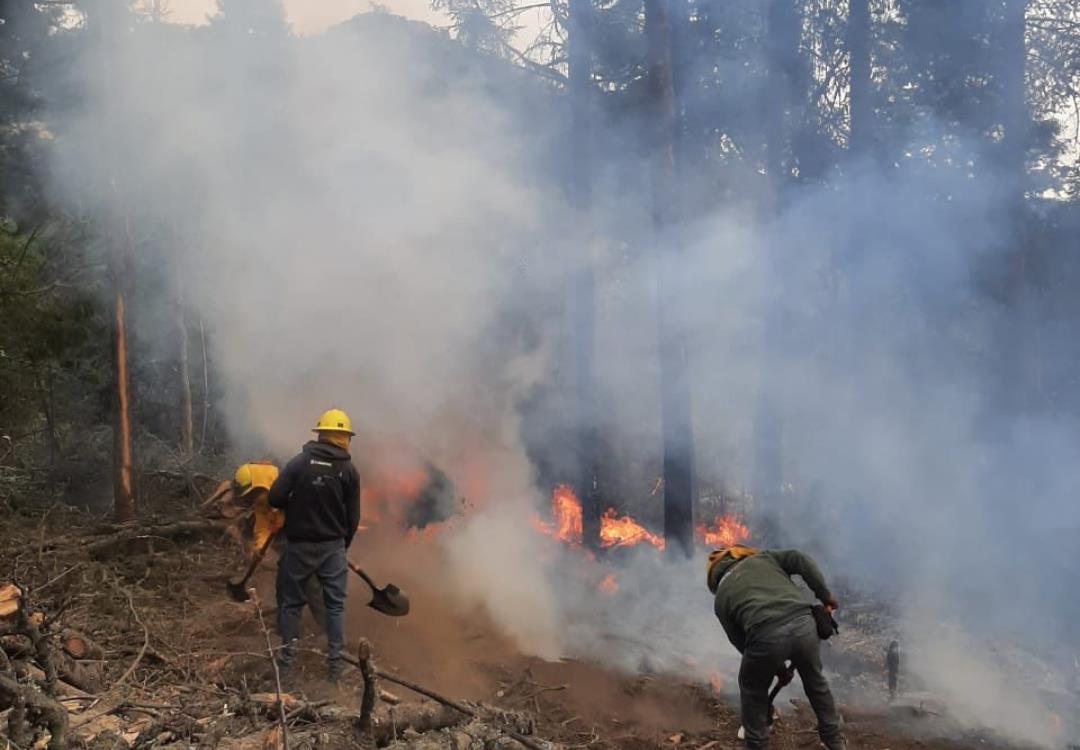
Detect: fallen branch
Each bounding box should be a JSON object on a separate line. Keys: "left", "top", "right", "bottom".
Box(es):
{"left": 367, "top": 664, "right": 549, "bottom": 750}
{"left": 68, "top": 581, "right": 148, "bottom": 730}
{"left": 251, "top": 590, "right": 289, "bottom": 750}
{"left": 0, "top": 672, "right": 68, "bottom": 749}
{"left": 41, "top": 520, "right": 226, "bottom": 558}
{"left": 16, "top": 586, "right": 57, "bottom": 697}
{"left": 36, "top": 564, "right": 83, "bottom": 595}
{"left": 110, "top": 582, "right": 148, "bottom": 691}
{"left": 370, "top": 702, "right": 465, "bottom": 745}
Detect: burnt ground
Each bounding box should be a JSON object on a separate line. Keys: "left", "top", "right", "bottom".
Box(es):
{"left": 0, "top": 484, "right": 1061, "bottom": 750}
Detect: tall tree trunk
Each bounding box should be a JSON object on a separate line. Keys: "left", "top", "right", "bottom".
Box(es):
{"left": 645, "top": 0, "right": 695, "bottom": 558}
{"left": 39, "top": 369, "right": 59, "bottom": 476}
{"left": 199, "top": 317, "right": 211, "bottom": 451}
{"left": 999, "top": 0, "right": 1034, "bottom": 411}
{"left": 568, "top": 0, "right": 602, "bottom": 550}
{"left": 847, "top": 0, "right": 872, "bottom": 155}
{"left": 753, "top": 0, "right": 801, "bottom": 525}
{"left": 175, "top": 279, "right": 194, "bottom": 458}
{"left": 111, "top": 274, "right": 135, "bottom": 522}
{"left": 95, "top": 0, "right": 137, "bottom": 522}
{"left": 999, "top": 0, "right": 1027, "bottom": 194}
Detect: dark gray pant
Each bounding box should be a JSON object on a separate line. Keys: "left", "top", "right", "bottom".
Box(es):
{"left": 276, "top": 539, "right": 347, "bottom": 671}
{"left": 739, "top": 613, "right": 843, "bottom": 750}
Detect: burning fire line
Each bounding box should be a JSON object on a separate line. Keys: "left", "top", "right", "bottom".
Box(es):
{"left": 533, "top": 484, "right": 750, "bottom": 551}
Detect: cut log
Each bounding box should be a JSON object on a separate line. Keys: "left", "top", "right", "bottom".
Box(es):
{"left": 0, "top": 584, "right": 21, "bottom": 618}
{"left": 246, "top": 692, "right": 305, "bottom": 713}
{"left": 61, "top": 629, "right": 104, "bottom": 661}
{"left": 57, "top": 651, "right": 103, "bottom": 693}
{"left": 26, "top": 664, "right": 90, "bottom": 699}
{"left": 371, "top": 703, "right": 466, "bottom": 746}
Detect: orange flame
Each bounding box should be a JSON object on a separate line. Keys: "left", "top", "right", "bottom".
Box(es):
{"left": 532, "top": 483, "right": 584, "bottom": 544}
{"left": 360, "top": 467, "right": 429, "bottom": 523}
{"left": 708, "top": 673, "right": 723, "bottom": 695}
{"left": 696, "top": 514, "right": 751, "bottom": 547}
{"left": 599, "top": 573, "right": 619, "bottom": 594}
{"left": 599, "top": 508, "right": 665, "bottom": 550}
{"left": 534, "top": 486, "right": 752, "bottom": 554}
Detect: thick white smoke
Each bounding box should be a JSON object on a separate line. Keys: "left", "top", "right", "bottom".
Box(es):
{"left": 45, "top": 5, "right": 1079, "bottom": 746}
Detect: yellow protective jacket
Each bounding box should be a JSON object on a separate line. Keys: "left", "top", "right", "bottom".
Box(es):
{"left": 236, "top": 462, "right": 285, "bottom": 554}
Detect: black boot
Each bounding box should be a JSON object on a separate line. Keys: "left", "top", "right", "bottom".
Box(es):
{"left": 327, "top": 658, "right": 344, "bottom": 686}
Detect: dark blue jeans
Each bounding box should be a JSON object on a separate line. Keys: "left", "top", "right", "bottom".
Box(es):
{"left": 276, "top": 539, "right": 347, "bottom": 669}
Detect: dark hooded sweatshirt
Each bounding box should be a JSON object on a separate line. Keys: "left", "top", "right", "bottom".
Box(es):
{"left": 268, "top": 440, "right": 361, "bottom": 547}
{"left": 707, "top": 549, "right": 833, "bottom": 653}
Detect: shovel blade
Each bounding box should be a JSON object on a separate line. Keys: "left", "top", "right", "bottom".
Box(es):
{"left": 226, "top": 581, "right": 251, "bottom": 602}
{"left": 368, "top": 585, "right": 410, "bottom": 617}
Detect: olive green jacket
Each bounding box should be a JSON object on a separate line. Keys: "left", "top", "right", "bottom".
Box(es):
{"left": 708, "top": 549, "right": 833, "bottom": 653}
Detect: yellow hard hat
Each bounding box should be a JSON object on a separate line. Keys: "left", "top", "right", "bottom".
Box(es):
{"left": 233, "top": 461, "right": 279, "bottom": 497}
{"left": 313, "top": 408, "right": 354, "bottom": 436}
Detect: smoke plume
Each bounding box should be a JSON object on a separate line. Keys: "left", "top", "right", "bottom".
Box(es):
{"left": 44, "top": 3, "right": 1080, "bottom": 746}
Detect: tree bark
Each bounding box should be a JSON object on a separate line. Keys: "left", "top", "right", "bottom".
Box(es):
{"left": 40, "top": 368, "right": 60, "bottom": 475}
{"left": 93, "top": 0, "right": 137, "bottom": 522}
{"left": 847, "top": 0, "right": 872, "bottom": 155}
{"left": 175, "top": 278, "right": 194, "bottom": 458}
{"left": 568, "top": 0, "right": 602, "bottom": 550}
{"left": 199, "top": 317, "right": 211, "bottom": 451}
{"left": 999, "top": 0, "right": 1036, "bottom": 412}
{"left": 111, "top": 280, "right": 136, "bottom": 522}
{"left": 645, "top": 0, "right": 694, "bottom": 558}
{"left": 753, "top": 0, "right": 802, "bottom": 521}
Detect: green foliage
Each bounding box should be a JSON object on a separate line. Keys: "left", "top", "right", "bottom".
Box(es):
{"left": 0, "top": 222, "right": 109, "bottom": 467}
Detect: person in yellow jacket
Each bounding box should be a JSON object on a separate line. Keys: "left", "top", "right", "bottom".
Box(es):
{"left": 205, "top": 460, "right": 284, "bottom": 560}
{"left": 206, "top": 461, "right": 326, "bottom": 626}
{"left": 233, "top": 462, "right": 285, "bottom": 556}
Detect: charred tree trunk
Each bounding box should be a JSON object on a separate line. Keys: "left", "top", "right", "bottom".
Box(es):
{"left": 39, "top": 369, "right": 59, "bottom": 475}
{"left": 646, "top": 0, "right": 695, "bottom": 558}
{"left": 753, "top": 0, "right": 801, "bottom": 522}
{"left": 847, "top": 0, "right": 872, "bottom": 155}
{"left": 568, "top": 0, "right": 602, "bottom": 550}
{"left": 999, "top": 0, "right": 1035, "bottom": 410}
{"left": 175, "top": 279, "right": 194, "bottom": 458}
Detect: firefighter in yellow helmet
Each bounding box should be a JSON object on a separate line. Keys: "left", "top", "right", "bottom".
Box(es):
{"left": 233, "top": 462, "right": 285, "bottom": 556}
{"left": 204, "top": 460, "right": 282, "bottom": 560}
{"left": 205, "top": 461, "right": 327, "bottom": 628}
{"left": 268, "top": 408, "right": 361, "bottom": 684}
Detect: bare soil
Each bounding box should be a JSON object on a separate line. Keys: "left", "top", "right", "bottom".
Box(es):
{"left": 0, "top": 486, "right": 1048, "bottom": 750}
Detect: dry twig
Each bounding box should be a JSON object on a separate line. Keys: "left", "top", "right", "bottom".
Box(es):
{"left": 251, "top": 589, "right": 289, "bottom": 750}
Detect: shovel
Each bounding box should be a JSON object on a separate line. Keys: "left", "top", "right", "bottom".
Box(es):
{"left": 737, "top": 662, "right": 796, "bottom": 740}
{"left": 226, "top": 531, "right": 277, "bottom": 602}
{"left": 348, "top": 561, "right": 410, "bottom": 617}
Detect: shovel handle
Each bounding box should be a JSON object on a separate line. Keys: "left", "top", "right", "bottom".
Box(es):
{"left": 348, "top": 561, "right": 378, "bottom": 591}
{"left": 230, "top": 531, "right": 277, "bottom": 589}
